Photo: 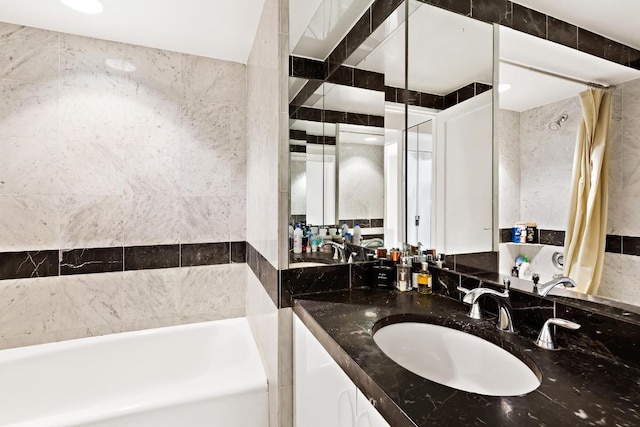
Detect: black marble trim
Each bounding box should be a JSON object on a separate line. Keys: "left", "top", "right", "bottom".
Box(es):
{"left": 289, "top": 144, "right": 306, "bottom": 153}
{"left": 0, "top": 250, "right": 59, "bottom": 280}
{"left": 181, "top": 243, "right": 229, "bottom": 267}
{"left": 125, "top": 245, "right": 180, "bottom": 271}
{"left": 1, "top": 241, "right": 250, "bottom": 280}
{"left": 307, "top": 135, "right": 336, "bottom": 145}
{"left": 384, "top": 83, "right": 492, "bottom": 110}
{"left": 290, "top": 106, "right": 384, "bottom": 127}
{"left": 289, "top": 129, "right": 307, "bottom": 141}
{"left": 61, "top": 247, "right": 124, "bottom": 275}
{"left": 247, "top": 242, "right": 279, "bottom": 306}
{"left": 419, "top": 0, "right": 640, "bottom": 69}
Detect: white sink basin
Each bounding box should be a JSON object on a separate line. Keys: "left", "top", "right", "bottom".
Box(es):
{"left": 373, "top": 322, "right": 540, "bottom": 396}
{"left": 288, "top": 262, "right": 327, "bottom": 268}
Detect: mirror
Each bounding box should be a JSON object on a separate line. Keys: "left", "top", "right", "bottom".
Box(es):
{"left": 497, "top": 26, "right": 640, "bottom": 307}
{"left": 288, "top": 0, "right": 496, "bottom": 265}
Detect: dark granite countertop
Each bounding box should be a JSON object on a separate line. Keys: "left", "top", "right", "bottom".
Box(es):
{"left": 293, "top": 289, "right": 640, "bottom": 427}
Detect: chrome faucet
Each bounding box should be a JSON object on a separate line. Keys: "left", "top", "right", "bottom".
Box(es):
{"left": 361, "top": 238, "right": 384, "bottom": 248}
{"left": 535, "top": 318, "right": 581, "bottom": 350}
{"left": 319, "top": 241, "right": 346, "bottom": 263}
{"left": 536, "top": 276, "right": 577, "bottom": 296}
{"left": 458, "top": 285, "right": 514, "bottom": 333}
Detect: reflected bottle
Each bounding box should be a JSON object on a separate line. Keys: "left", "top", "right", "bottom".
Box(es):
{"left": 417, "top": 262, "right": 432, "bottom": 295}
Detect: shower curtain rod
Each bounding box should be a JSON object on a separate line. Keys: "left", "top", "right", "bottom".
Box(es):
{"left": 500, "top": 59, "right": 610, "bottom": 89}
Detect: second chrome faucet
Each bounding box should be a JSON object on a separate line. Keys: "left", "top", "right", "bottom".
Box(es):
{"left": 458, "top": 284, "right": 515, "bottom": 333}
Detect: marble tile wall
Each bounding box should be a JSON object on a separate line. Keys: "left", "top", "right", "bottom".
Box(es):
{"left": 338, "top": 142, "right": 384, "bottom": 220}
{"left": 0, "top": 22, "right": 248, "bottom": 345}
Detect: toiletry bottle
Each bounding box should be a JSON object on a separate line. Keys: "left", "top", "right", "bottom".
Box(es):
{"left": 518, "top": 257, "right": 533, "bottom": 280}
{"left": 411, "top": 257, "right": 421, "bottom": 289}
{"left": 293, "top": 224, "right": 303, "bottom": 254}
{"left": 341, "top": 222, "right": 349, "bottom": 238}
{"left": 417, "top": 262, "right": 432, "bottom": 295}
{"left": 396, "top": 262, "right": 411, "bottom": 292}
{"left": 353, "top": 223, "right": 362, "bottom": 245}
{"left": 311, "top": 235, "right": 318, "bottom": 253}
{"left": 306, "top": 234, "right": 312, "bottom": 253}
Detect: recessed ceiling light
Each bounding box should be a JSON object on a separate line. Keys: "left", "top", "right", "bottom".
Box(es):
{"left": 60, "top": 0, "right": 104, "bottom": 14}
{"left": 498, "top": 83, "right": 512, "bottom": 93}
{"left": 365, "top": 137, "right": 378, "bottom": 142}
{"left": 104, "top": 58, "right": 136, "bottom": 72}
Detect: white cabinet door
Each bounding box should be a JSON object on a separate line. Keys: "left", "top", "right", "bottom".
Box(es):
{"left": 355, "top": 389, "right": 390, "bottom": 427}
{"left": 294, "top": 316, "right": 356, "bottom": 427}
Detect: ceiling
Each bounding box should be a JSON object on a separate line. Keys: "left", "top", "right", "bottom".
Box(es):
{"left": 0, "top": 0, "right": 266, "bottom": 63}
{"left": 513, "top": 0, "right": 640, "bottom": 50}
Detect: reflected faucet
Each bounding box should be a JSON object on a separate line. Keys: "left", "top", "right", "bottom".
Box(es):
{"left": 361, "top": 238, "right": 384, "bottom": 248}
{"left": 458, "top": 285, "right": 514, "bottom": 333}
{"left": 319, "top": 241, "right": 346, "bottom": 263}
{"left": 536, "top": 276, "right": 577, "bottom": 296}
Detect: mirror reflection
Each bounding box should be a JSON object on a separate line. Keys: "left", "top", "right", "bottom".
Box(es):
{"left": 288, "top": 0, "right": 495, "bottom": 266}
{"left": 497, "top": 26, "right": 640, "bottom": 306}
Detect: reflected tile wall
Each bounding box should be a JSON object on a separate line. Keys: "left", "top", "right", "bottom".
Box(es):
{"left": 0, "top": 22, "right": 248, "bottom": 346}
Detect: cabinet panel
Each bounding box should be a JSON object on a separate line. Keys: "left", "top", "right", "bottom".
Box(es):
{"left": 356, "top": 390, "right": 390, "bottom": 427}
{"left": 294, "top": 316, "right": 356, "bottom": 427}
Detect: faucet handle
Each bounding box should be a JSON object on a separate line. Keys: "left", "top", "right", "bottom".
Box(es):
{"left": 502, "top": 277, "right": 511, "bottom": 290}
{"left": 535, "top": 317, "right": 581, "bottom": 350}
{"left": 456, "top": 286, "right": 471, "bottom": 295}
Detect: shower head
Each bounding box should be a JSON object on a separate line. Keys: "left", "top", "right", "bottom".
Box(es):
{"left": 549, "top": 113, "right": 568, "bottom": 131}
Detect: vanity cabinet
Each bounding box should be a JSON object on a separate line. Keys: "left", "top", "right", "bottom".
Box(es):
{"left": 294, "top": 316, "right": 389, "bottom": 427}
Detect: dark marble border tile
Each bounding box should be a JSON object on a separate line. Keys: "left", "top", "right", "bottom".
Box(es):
{"left": 289, "top": 129, "right": 306, "bottom": 141}
{"left": 0, "top": 250, "right": 59, "bottom": 280}
{"left": 539, "top": 229, "right": 565, "bottom": 246}
{"left": 281, "top": 263, "right": 351, "bottom": 307}
{"left": 606, "top": 234, "right": 622, "bottom": 254}
{"left": 622, "top": 236, "right": 640, "bottom": 256}
{"left": 289, "top": 56, "right": 325, "bottom": 80}
{"left": 547, "top": 16, "right": 577, "bottom": 49}
{"left": 512, "top": 3, "right": 546, "bottom": 39}
{"left": 500, "top": 228, "right": 512, "bottom": 243}
{"left": 231, "top": 241, "right": 247, "bottom": 263}
{"left": 61, "top": 247, "right": 124, "bottom": 275}
{"left": 124, "top": 245, "right": 179, "bottom": 271}
{"left": 181, "top": 242, "right": 229, "bottom": 267}
{"left": 247, "top": 242, "right": 279, "bottom": 306}
{"left": 425, "top": 0, "right": 470, "bottom": 16}
{"left": 471, "top": 0, "right": 511, "bottom": 25}
{"left": 289, "top": 144, "right": 306, "bottom": 153}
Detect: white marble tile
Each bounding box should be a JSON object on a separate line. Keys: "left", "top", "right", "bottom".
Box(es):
{"left": 338, "top": 143, "right": 384, "bottom": 219}
{"left": 122, "top": 269, "right": 180, "bottom": 321}
{"left": 622, "top": 155, "right": 640, "bottom": 197}
{"left": 230, "top": 105, "right": 247, "bottom": 156}
{"left": 60, "top": 195, "right": 124, "bottom": 249}
{"left": 0, "top": 330, "right": 59, "bottom": 350}
{"left": 121, "top": 92, "right": 182, "bottom": 147}
{"left": 60, "top": 35, "right": 127, "bottom": 145}
{"left": 180, "top": 148, "right": 230, "bottom": 197}
{"left": 0, "top": 80, "right": 59, "bottom": 139}
{"left": 0, "top": 136, "right": 59, "bottom": 195}
{"left": 59, "top": 272, "right": 123, "bottom": 330}
{"left": 58, "top": 324, "right": 122, "bottom": 342}
{"left": 230, "top": 190, "right": 247, "bottom": 241}
{"left": 0, "top": 276, "right": 59, "bottom": 338}
{"left": 179, "top": 264, "right": 246, "bottom": 317}
{"left": 181, "top": 54, "right": 246, "bottom": 107}
{"left": 598, "top": 254, "right": 640, "bottom": 306}
{"left": 0, "top": 23, "right": 59, "bottom": 83}
{"left": 123, "top": 195, "right": 181, "bottom": 246}
{"left": 181, "top": 101, "right": 230, "bottom": 152}
{"left": 124, "top": 144, "right": 180, "bottom": 195}
{"left": 122, "top": 43, "right": 181, "bottom": 99}
{"left": 0, "top": 195, "right": 59, "bottom": 251}
{"left": 520, "top": 164, "right": 572, "bottom": 229}
{"left": 60, "top": 33, "right": 124, "bottom": 88}
{"left": 607, "top": 190, "right": 624, "bottom": 234}
{"left": 121, "top": 316, "right": 181, "bottom": 333}
{"left": 60, "top": 140, "right": 124, "bottom": 195}
{"left": 620, "top": 196, "right": 640, "bottom": 236}
{"left": 59, "top": 83, "right": 126, "bottom": 146}
{"left": 181, "top": 195, "right": 230, "bottom": 244}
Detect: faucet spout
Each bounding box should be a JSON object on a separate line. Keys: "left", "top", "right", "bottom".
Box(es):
{"left": 318, "top": 241, "right": 346, "bottom": 263}
{"left": 537, "top": 276, "right": 576, "bottom": 296}
{"left": 458, "top": 286, "right": 514, "bottom": 333}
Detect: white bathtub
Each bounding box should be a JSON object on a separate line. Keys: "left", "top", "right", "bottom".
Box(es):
{"left": 0, "top": 317, "right": 268, "bottom": 427}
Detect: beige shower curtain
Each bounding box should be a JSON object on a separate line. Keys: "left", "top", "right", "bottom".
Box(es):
{"left": 563, "top": 88, "right": 613, "bottom": 294}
